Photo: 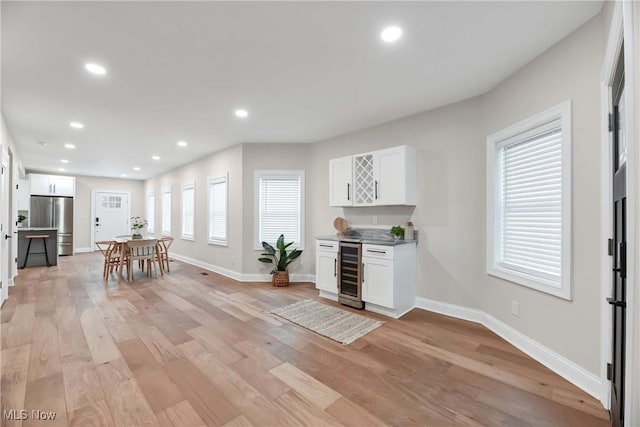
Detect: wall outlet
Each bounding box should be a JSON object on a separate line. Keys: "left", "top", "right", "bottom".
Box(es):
{"left": 372, "top": 216, "right": 378, "bottom": 225}
{"left": 511, "top": 300, "right": 519, "bottom": 317}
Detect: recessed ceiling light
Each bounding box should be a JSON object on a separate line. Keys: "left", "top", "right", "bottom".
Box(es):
{"left": 133, "top": 166, "right": 141, "bottom": 171}
{"left": 64, "top": 143, "right": 76, "bottom": 149}
{"left": 60, "top": 159, "right": 69, "bottom": 164}
{"left": 234, "top": 109, "right": 249, "bottom": 118}
{"left": 38, "top": 141, "right": 48, "bottom": 147}
{"left": 58, "top": 168, "right": 65, "bottom": 172}
{"left": 85, "top": 63, "right": 107, "bottom": 75}
{"left": 120, "top": 173, "right": 127, "bottom": 178}
{"left": 69, "top": 122, "right": 84, "bottom": 129}
{"left": 152, "top": 155, "right": 160, "bottom": 160}
{"left": 177, "top": 141, "right": 188, "bottom": 147}
{"left": 380, "top": 26, "right": 403, "bottom": 43}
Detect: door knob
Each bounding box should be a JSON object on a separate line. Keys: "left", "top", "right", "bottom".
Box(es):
{"left": 4, "top": 234, "right": 12, "bottom": 240}
{"left": 607, "top": 297, "right": 626, "bottom": 308}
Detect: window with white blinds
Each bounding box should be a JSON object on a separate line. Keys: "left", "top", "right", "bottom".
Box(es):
{"left": 161, "top": 186, "right": 172, "bottom": 236}
{"left": 255, "top": 171, "right": 305, "bottom": 249}
{"left": 487, "top": 101, "right": 572, "bottom": 300}
{"left": 208, "top": 176, "right": 227, "bottom": 245}
{"left": 147, "top": 191, "right": 155, "bottom": 232}
{"left": 182, "top": 183, "right": 195, "bottom": 241}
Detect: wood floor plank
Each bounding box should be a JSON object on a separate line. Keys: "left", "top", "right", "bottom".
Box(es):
{"left": 95, "top": 358, "right": 157, "bottom": 427}
{"left": 2, "top": 319, "right": 35, "bottom": 349}
{"left": 221, "top": 415, "right": 255, "bottom": 427}
{"left": 188, "top": 326, "right": 245, "bottom": 366}
{"left": 10, "top": 303, "right": 35, "bottom": 325}
{"left": 325, "top": 397, "right": 388, "bottom": 427}
{"left": 27, "top": 315, "right": 61, "bottom": 382}
{"left": 269, "top": 362, "right": 342, "bottom": 410}
{"left": 56, "top": 305, "right": 92, "bottom": 362}
{"left": 1, "top": 344, "right": 31, "bottom": 427}
{"left": 179, "top": 339, "right": 299, "bottom": 426}
{"left": 62, "top": 358, "right": 105, "bottom": 412}
{"left": 23, "top": 372, "right": 68, "bottom": 427}
{"left": 79, "top": 307, "right": 121, "bottom": 365}
{"left": 275, "top": 390, "right": 344, "bottom": 426}
{"left": 164, "top": 400, "right": 207, "bottom": 427}
{"left": 117, "top": 338, "right": 184, "bottom": 412}
{"left": 164, "top": 357, "right": 240, "bottom": 426}
{"left": 67, "top": 399, "right": 115, "bottom": 427}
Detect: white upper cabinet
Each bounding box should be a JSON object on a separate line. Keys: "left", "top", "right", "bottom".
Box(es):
{"left": 329, "top": 145, "right": 416, "bottom": 207}
{"left": 329, "top": 156, "right": 353, "bottom": 207}
{"left": 30, "top": 174, "right": 75, "bottom": 197}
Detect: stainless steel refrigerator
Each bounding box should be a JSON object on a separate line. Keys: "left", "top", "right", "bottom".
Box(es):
{"left": 30, "top": 196, "right": 74, "bottom": 256}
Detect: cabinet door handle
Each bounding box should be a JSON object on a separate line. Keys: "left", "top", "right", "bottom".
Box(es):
{"left": 347, "top": 183, "right": 350, "bottom": 201}
{"left": 334, "top": 259, "right": 337, "bottom": 277}
{"left": 367, "top": 249, "right": 386, "bottom": 254}
{"left": 374, "top": 180, "right": 378, "bottom": 199}
{"left": 362, "top": 263, "right": 365, "bottom": 282}
{"left": 319, "top": 244, "right": 333, "bottom": 248}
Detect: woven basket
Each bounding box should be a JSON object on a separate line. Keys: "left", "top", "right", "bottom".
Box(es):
{"left": 272, "top": 271, "right": 290, "bottom": 287}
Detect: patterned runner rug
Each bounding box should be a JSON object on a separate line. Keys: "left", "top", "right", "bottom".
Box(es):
{"left": 271, "top": 299, "right": 384, "bottom": 345}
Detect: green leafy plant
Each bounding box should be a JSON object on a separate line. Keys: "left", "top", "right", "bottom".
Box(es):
{"left": 130, "top": 216, "right": 148, "bottom": 231}
{"left": 17, "top": 214, "right": 27, "bottom": 223}
{"left": 390, "top": 225, "right": 405, "bottom": 239}
{"left": 258, "top": 234, "right": 303, "bottom": 274}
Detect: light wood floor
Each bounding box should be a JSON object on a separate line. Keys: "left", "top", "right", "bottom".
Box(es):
{"left": 1, "top": 253, "right": 609, "bottom": 427}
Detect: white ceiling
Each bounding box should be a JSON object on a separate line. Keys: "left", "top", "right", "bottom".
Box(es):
{"left": 2, "top": 1, "right": 602, "bottom": 180}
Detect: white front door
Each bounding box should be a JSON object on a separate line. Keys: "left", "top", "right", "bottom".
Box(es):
{"left": 94, "top": 191, "right": 130, "bottom": 243}
{"left": 0, "top": 157, "right": 10, "bottom": 304}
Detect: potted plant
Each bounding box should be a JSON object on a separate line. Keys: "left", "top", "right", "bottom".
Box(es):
{"left": 390, "top": 225, "right": 405, "bottom": 240}
{"left": 258, "top": 234, "right": 303, "bottom": 287}
{"left": 17, "top": 214, "right": 27, "bottom": 227}
{"left": 130, "top": 216, "right": 148, "bottom": 239}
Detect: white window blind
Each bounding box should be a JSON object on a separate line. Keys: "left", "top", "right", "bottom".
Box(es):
{"left": 257, "top": 172, "right": 303, "bottom": 248}
{"left": 147, "top": 191, "right": 155, "bottom": 232}
{"left": 487, "top": 101, "right": 571, "bottom": 300}
{"left": 182, "top": 183, "right": 195, "bottom": 240}
{"left": 499, "top": 120, "right": 563, "bottom": 285}
{"left": 208, "top": 177, "right": 227, "bottom": 244}
{"left": 161, "top": 187, "right": 172, "bottom": 235}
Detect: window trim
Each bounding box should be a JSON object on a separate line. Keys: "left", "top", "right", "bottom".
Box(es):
{"left": 147, "top": 190, "right": 155, "bottom": 233}
{"left": 161, "top": 185, "right": 172, "bottom": 237}
{"left": 254, "top": 170, "right": 305, "bottom": 251}
{"left": 181, "top": 181, "right": 195, "bottom": 242}
{"left": 207, "top": 174, "right": 228, "bottom": 247}
{"left": 486, "top": 100, "right": 572, "bottom": 300}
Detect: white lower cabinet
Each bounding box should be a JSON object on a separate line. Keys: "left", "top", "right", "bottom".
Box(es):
{"left": 362, "top": 243, "right": 416, "bottom": 318}
{"left": 362, "top": 257, "right": 394, "bottom": 308}
{"left": 315, "top": 240, "right": 338, "bottom": 296}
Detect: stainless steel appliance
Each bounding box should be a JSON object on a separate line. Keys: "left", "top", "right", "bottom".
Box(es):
{"left": 338, "top": 242, "right": 364, "bottom": 309}
{"left": 30, "top": 196, "right": 74, "bottom": 256}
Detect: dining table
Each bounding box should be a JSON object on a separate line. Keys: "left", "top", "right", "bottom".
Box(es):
{"left": 112, "top": 236, "right": 165, "bottom": 281}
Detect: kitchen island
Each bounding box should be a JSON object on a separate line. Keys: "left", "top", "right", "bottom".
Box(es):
{"left": 17, "top": 227, "right": 58, "bottom": 268}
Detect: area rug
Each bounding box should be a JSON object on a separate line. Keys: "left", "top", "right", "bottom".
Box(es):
{"left": 270, "top": 299, "right": 384, "bottom": 345}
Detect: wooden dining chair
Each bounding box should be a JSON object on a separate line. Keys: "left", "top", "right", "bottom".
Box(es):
{"left": 157, "top": 236, "right": 174, "bottom": 273}
{"left": 126, "top": 239, "right": 159, "bottom": 280}
{"left": 95, "top": 240, "right": 123, "bottom": 279}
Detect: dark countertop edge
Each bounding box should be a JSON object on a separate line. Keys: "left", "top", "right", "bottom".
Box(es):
{"left": 315, "top": 236, "right": 417, "bottom": 246}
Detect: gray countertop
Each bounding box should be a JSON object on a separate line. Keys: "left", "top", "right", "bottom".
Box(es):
{"left": 315, "top": 235, "right": 417, "bottom": 246}
{"left": 18, "top": 227, "right": 58, "bottom": 232}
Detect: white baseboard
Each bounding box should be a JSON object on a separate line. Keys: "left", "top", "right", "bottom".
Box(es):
{"left": 170, "top": 252, "right": 315, "bottom": 283}
{"left": 414, "top": 297, "right": 604, "bottom": 403}
{"left": 74, "top": 247, "right": 94, "bottom": 253}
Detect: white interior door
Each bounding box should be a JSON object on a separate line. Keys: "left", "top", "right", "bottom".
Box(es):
{"left": 94, "top": 191, "right": 130, "bottom": 243}
{"left": 0, "top": 157, "right": 10, "bottom": 304}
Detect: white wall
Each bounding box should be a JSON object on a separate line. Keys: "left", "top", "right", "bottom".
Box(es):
{"left": 241, "top": 143, "right": 313, "bottom": 276}
{"left": 145, "top": 144, "right": 244, "bottom": 275}
{"left": 74, "top": 175, "right": 146, "bottom": 249}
